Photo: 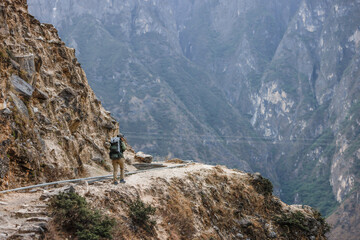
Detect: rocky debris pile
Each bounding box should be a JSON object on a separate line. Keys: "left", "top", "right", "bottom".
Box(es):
{"left": 0, "top": 0, "right": 121, "bottom": 190}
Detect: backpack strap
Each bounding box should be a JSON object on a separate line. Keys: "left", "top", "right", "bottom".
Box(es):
{"left": 117, "top": 139, "right": 121, "bottom": 154}
{"left": 121, "top": 141, "right": 127, "bottom": 152}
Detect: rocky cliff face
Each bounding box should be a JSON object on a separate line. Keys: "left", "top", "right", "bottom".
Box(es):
{"left": 0, "top": 0, "right": 119, "bottom": 190}
{"left": 27, "top": 0, "right": 360, "bottom": 238}
{"left": 254, "top": 0, "right": 360, "bottom": 204}
{"left": 252, "top": 1, "right": 360, "bottom": 238}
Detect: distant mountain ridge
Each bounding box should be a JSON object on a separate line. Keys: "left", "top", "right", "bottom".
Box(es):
{"left": 28, "top": 0, "right": 360, "bottom": 239}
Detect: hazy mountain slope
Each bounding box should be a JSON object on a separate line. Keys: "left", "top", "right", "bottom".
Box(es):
{"left": 252, "top": 0, "right": 360, "bottom": 220}
{"left": 28, "top": 0, "right": 284, "bottom": 177}
{"left": 170, "top": 0, "right": 300, "bottom": 113}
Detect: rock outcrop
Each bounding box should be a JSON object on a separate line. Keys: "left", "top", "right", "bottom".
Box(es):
{"left": 0, "top": 164, "right": 329, "bottom": 240}
{"left": 60, "top": 164, "right": 330, "bottom": 239}
{"left": 0, "top": 0, "right": 119, "bottom": 190}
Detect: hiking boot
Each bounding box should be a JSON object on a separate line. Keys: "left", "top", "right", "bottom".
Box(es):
{"left": 114, "top": 181, "right": 119, "bottom": 185}
{"left": 120, "top": 179, "right": 126, "bottom": 184}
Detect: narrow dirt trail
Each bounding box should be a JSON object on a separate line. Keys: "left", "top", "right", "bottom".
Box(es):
{"left": 0, "top": 191, "right": 48, "bottom": 240}
{"left": 0, "top": 162, "right": 192, "bottom": 239}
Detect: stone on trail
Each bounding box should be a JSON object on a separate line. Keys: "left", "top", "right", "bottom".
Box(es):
{"left": 40, "top": 185, "right": 76, "bottom": 200}
{"left": 26, "top": 217, "right": 50, "bottom": 222}
{"left": 18, "top": 222, "right": 47, "bottom": 233}
{"left": 10, "top": 232, "right": 37, "bottom": 240}
{"left": 14, "top": 209, "right": 47, "bottom": 218}
{"left": 135, "top": 151, "right": 153, "bottom": 163}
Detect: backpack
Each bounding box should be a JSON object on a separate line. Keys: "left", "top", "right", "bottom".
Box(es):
{"left": 109, "top": 137, "right": 126, "bottom": 159}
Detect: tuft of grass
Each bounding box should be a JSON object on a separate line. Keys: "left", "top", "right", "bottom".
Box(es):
{"left": 50, "top": 191, "right": 116, "bottom": 240}
{"left": 128, "top": 198, "right": 156, "bottom": 232}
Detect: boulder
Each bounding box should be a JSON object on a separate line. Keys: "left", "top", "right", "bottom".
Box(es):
{"left": 35, "top": 112, "right": 51, "bottom": 125}
{"left": 102, "top": 122, "right": 116, "bottom": 130}
{"left": 10, "top": 74, "right": 34, "bottom": 98}
{"left": 236, "top": 218, "right": 252, "bottom": 227}
{"left": 134, "top": 151, "right": 153, "bottom": 163}
{"left": 0, "top": 5, "right": 9, "bottom": 35}
{"left": 59, "top": 88, "right": 76, "bottom": 105}
{"left": 33, "top": 88, "right": 48, "bottom": 100}
{"left": 10, "top": 59, "right": 20, "bottom": 70}
{"left": 14, "top": 54, "right": 35, "bottom": 76}
{"left": 0, "top": 108, "right": 11, "bottom": 115}
{"left": 18, "top": 222, "right": 47, "bottom": 233}
{"left": 9, "top": 92, "right": 29, "bottom": 118}
{"left": 40, "top": 185, "right": 75, "bottom": 200}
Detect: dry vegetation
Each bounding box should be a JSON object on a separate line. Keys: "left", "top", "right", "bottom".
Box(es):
{"left": 44, "top": 165, "right": 329, "bottom": 240}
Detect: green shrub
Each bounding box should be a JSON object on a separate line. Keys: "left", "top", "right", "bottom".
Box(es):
{"left": 50, "top": 191, "right": 115, "bottom": 240}
{"left": 274, "top": 211, "right": 309, "bottom": 232}
{"left": 128, "top": 198, "right": 156, "bottom": 232}
{"left": 313, "top": 209, "right": 331, "bottom": 234}
{"left": 251, "top": 175, "right": 273, "bottom": 196}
